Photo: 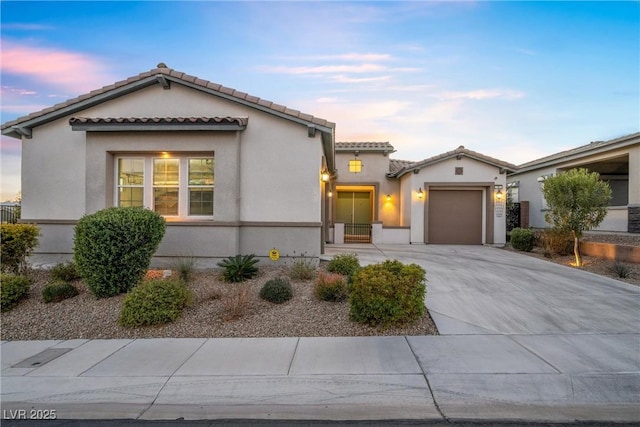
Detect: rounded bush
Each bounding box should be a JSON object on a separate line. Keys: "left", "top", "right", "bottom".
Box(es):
{"left": 510, "top": 228, "right": 536, "bottom": 252}
{"left": 0, "top": 223, "right": 39, "bottom": 273}
{"left": 259, "top": 277, "right": 293, "bottom": 304}
{"left": 350, "top": 260, "right": 426, "bottom": 326}
{"left": 74, "top": 207, "right": 166, "bottom": 298}
{"left": 1, "top": 273, "right": 30, "bottom": 312}
{"left": 538, "top": 228, "right": 574, "bottom": 256}
{"left": 42, "top": 281, "right": 79, "bottom": 303}
{"left": 326, "top": 253, "right": 360, "bottom": 282}
{"left": 51, "top": 261, "right": 82, "bottom": 282}
{"left": 119, "top": 279, "right": 193, "bottom": 327}
{"left": 314, "top": 272, "right": 348, "bottom": 302}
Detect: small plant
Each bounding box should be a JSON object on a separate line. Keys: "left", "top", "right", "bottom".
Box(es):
{"left": 0, "top": 273, "right": 30, "bottom": 312}
{"left": 119, "top": 279, "right": 193, "bottom": 327}
{"left": 327, "top": 253, "right": 360, "bottom": 282}
{"left": 350, "top": 260, "right": 426, "bottom": 326}
{"left": 51, "top": 261, "right": 82, "bottom": 282}
{"left": 174, "top": 257, "right": 196, "bottom": 283}
{"left": 42, "top": 281, "right": 79, "bottom": 303}
{"left": 611, "top": 261, "right": 631, "bottom": 278}
{"left": 217, "top": 254, "right": 259, "bottom": 282}
{"left": 74, "top": 207, "right": 166, "bottom": 298}
{"left": 259, "top": 277, "right": 293, "bottom": 304}
{"left": 510, "top": 228, "right": 536, "bottom": 252}
{"left": 314, "top": 272, "right": 348, "bottom": 302}
{"left": 0, "top": 223, "right": 39, "bottom": 273}
{"left": 289, "top": 255, "right": 317, "bottom": 281}
{"left": 220, "top": 285, "right": 251, "bottom": 321}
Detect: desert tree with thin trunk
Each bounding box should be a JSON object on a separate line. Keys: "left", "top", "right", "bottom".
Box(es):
{"left": 541, "top": 168, "right": 612, "bottom": 267}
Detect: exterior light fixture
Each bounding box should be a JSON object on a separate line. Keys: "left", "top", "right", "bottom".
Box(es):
{"left": 328, "top": 190, "right": 333, "bottom": 197}
{"left": 417, "top": 187, "right": 424, "bottom": 199}
{"left": 386, "top": 194, "right": 392, "bottom": 202}
{"left": 496, "top": 190, "right": 503, "bottom": 200}
{"left": 321, "top": 172, "right": 330, "bottom": 182}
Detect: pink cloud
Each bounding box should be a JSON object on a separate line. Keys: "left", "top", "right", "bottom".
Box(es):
{"left": 1, "top": 41, "right": 114, "bottom": 93}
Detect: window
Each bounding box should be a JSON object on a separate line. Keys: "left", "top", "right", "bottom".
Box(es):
{"left": 348, "top": 159, "right": 363, "bottom": 173}
{"left": 116, "top": 154, "right": 214, "bottom": 218}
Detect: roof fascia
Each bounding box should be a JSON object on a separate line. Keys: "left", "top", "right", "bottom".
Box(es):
{"left": 1, "top": 76, "right": 160, "bottom": 139}
{"left": 511, "top": 137, "right": 640, "bottom": 175}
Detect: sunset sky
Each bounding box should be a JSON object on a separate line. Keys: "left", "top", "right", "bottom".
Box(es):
{"left": 1, "top": 1, "right": 638, "bottom": 201}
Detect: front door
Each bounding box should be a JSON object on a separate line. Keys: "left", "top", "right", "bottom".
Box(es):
{"left": 337, "top": 191, "right": 372, "bottom": 243}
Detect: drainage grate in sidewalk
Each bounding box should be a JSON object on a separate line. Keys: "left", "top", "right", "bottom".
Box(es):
{"left": 12, "top": 348, "right": 72, "bottom": 368}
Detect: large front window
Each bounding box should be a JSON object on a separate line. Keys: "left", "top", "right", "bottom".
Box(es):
{"left": 116, "top": 154, "right": 214, "bottom": 218}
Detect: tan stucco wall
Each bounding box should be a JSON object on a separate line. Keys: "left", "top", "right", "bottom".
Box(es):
{"left": 21, "top": 81, "right": 326, "bottom": 263}
{"left": 403, "top": 156, "right": 508, "bottom": 245}
{"left": 334, "top": 151, "right": 401, "bottom": 226}
{"left": 508, "top": 143, "right": 639, "bottom": 231}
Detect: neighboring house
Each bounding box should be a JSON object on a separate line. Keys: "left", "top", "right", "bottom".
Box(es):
{"left": 331, "top": 143, "right": 517, "bottom": 245}
{"left": 1, "top": 64, "right": 336, "bottom": 266}
{"left": 507, "top": 132, "right": 640, "bottom": 233}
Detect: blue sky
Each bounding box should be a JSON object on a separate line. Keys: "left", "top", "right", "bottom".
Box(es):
{"left": 1, "top": 1, "right": 638, "bottom": 201}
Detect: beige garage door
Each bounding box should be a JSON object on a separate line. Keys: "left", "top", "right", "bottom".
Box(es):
{"left": 428, "top": 189, "right": 483, "bottom": 244}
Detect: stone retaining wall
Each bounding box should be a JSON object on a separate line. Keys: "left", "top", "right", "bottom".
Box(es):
{"left": 580, "top": 241, "right": 640, "bottom": 264}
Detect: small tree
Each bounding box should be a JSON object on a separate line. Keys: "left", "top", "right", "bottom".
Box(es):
{"left": 542, "top": 168, "right": 612, "bottom": 266}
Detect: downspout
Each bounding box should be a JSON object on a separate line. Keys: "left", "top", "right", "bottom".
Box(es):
{"left": 234, "top": 130, "right": 242, "bottom": 254}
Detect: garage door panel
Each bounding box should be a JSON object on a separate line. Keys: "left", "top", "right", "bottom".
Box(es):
{"left": 428, "top": 190, "right": 482, "bottom": 244}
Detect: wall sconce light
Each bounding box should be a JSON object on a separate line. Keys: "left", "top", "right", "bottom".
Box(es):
{"left": 321, "top": 171, "right": 330, "bottom": 182}
{"left": 417, "top": 187, "right": 424, "bottom": 199}
{"left": 495, "top": 184, "right": 503, "bottom": 200}
{"left": 386, "top": 194, "right": 392, "bottom": 202}
{"left": 328, "top": 190, "right": 333, "bottom": 197}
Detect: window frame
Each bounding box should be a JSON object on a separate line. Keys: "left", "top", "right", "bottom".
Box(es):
{"left": 114, "top": 153, "right": 214, "bottom": 220}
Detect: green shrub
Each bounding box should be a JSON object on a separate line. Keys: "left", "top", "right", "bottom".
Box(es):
{"left": 42, "top": 281, "right": 79, "bottom": 303}
{"left": 510, "top": 228, "right": 536, "bottom": 252}
{"left": 51, "top": 261, "right": 82, "bottom": 282}
{"left": 73, "top": 207, "right": 166, "bottom": 298}
{"left": 0, "top": 273, "right": 30, "bottom": 312}
{"left": 119, "top": 279, "right": 193, "bottom": 327}
{"left": 173, "top": 257, "right": 196, "bottom": 283}
{"left": 217, "top": 254, "right": 259, "bottom": 282}
{"left": 314, "top": 272, "right": 348, "bottom": 302}
{"left": 0, "top": 223, "right": 39, "bottom": 273}
{"left": 289, "top": 256, "right": 317, "bottom": 281}
{"left": 259, "top": 277, "right": 293, "bottom": 304}
{"left": 327, "top": 253, "right": 360, "bottom": 282}
{"left": 537, "top": 228, "right": 574, "bottom": 256}
{"left": 350, "top": 260, "right": 426, "bottom": 326}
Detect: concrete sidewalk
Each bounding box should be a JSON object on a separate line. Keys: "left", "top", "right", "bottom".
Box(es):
{"left": 1, "top": 335, "right": 639, "bottom": 422}
{"left": 2, "top": 244, "right": 639, "bottom": 422}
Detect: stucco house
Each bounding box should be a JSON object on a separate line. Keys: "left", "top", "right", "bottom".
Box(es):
{"left": 507, "top": 132, "right": 640, "bottom": 233}
{"left": 330, "top": 142, "right": 517, "bottom": 245}
{"left": 1, "top": 64, "right": 336, "bottom": 266}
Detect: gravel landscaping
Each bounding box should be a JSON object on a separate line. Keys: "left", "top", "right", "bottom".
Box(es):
{"left": 0, "top": 263, "right": 438, "bottom": 341}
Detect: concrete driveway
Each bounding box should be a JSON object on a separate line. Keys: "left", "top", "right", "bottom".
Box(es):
{"left": 324, "top": 244, "right": 640, "bottom": 336}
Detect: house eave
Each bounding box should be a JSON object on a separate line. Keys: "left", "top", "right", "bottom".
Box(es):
{"left": 510, "top": 133, "right": 640, "bottom": 176}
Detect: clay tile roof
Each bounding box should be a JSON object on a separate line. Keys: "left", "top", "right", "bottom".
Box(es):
{"left": 69, "top": 116, "right": 249, "bottom": 126}
{"left": 391, "top": 145, "right": 517, "bottom": 178}
{"left": 2, "top": 64, "right": 335, "bottom": 135}
{"left": 336, "top": 142, "right": 395, "bottom": 152}
{"left": 389, "top": 159, "right": 415, "bottom": 174}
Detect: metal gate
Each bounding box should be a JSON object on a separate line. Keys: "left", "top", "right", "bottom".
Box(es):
{"left": 344, "top": 223, "right": 371, "bottom": 243}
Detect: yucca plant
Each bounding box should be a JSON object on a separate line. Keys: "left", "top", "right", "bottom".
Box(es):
{"left": 217, "top": 254, "right": 259, "bottom": 282}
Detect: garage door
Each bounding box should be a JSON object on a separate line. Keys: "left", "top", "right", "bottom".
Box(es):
{"left": 428, "top": 189, "right": 483, "bottom": 244}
